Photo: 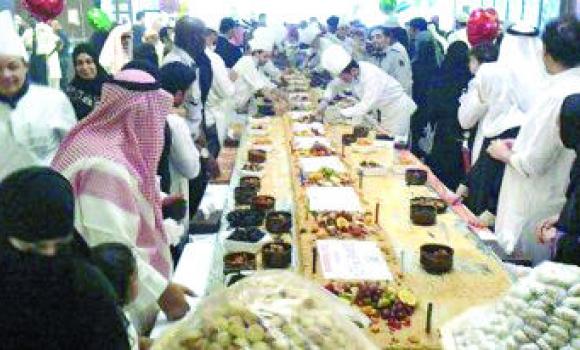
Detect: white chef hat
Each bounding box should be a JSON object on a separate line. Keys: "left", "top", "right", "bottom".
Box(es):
{"left": 321, "top": 44, "right": 352, "bottom": 76}
{"left": 0, "top": 11, "right": 29, "bottom": 62}
{"left": 299, "top": 24, "right": 321, "bottom": 46}
{"left": 249, "top": 36, "right": 274, "bottom": 52}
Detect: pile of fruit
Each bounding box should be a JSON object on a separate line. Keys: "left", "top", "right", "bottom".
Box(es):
{"left": 306, "top": 167, "right": 352, "bottom": 187}
{"left": 324, "top": 282, "right": 417, "bottom": 332}
{"left": 296, "top": 142, "right": 333, "bottom": 157}
{"left": 310, "top": 212, "right": 375, "bottom": 239}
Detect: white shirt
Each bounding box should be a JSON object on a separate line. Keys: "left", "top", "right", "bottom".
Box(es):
{"left": 495, "top": 67, "right": 580, "bottom": 262}
{"left": 324, "top": 61, "right": 417, "bottom": 136}
{"left": 458, "top": 63, "right": 522, "bottom": 164}
{"left": 166, "top": 114, "right": 200, "bottom": 180}
{"left": 163, "top": 47, "right": 210, "bottom": 140}
{"left": 232, "top": 55, "right": 276, "bottom": 108}
{"left": 0, "top": 84, "right": 76, "bottom": 180}
{"left": 205, "top": 48, "right": 236, "bottom": 144}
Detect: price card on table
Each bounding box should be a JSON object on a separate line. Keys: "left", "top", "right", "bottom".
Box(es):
{"left": 316, "top": 240, "right": 393, "bottom": 281}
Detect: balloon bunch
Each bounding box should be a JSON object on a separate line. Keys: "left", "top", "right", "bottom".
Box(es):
{"left": 467, "top": 8, "right": 500, "bottom": 46}
{"left": 379, "top": 0, "right": 397, "bottom": 14}
{"left": 21, "top": 0, "right": 63, "bottom": 22}
{"left": 86, "top": 7, "right": 113, "bottom": 32}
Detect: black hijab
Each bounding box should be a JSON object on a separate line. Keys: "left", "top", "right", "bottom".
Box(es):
{"left": 70, "top": 43, "right": 110, "bottom": 97}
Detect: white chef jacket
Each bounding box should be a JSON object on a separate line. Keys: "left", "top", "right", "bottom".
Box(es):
{"left": 163, "top": 46, "right": 211, "bottom": 140}
{"left": 0, "top": 84, "right": 76, "bottom": 180}
{"left": 367, "top": 42, "right": 413, "bottom": 96}
{"left": 458, "top": 62, "right": 523, "bottom": 164}
{"left": 495, "top": 67, "right": 580, "bottom": 264}
{"left": 232, "top": 55, "right": 276, "bottom": 109}
{"left": 205, "top": 48, "right": 236, "bottom": 145}
{"left": 323, "top": 61, "right": 417, "bottom": 136}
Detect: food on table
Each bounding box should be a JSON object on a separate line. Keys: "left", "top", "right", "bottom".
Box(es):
{"left": 360, "top": 160, "right": 381, "bottom": 168}
{"left": 353, "top": 126, "right": 370, "bottom": 139}
{"left": 241, "top": 162, "right": 264, "bottom": 173}
{"left": 248, "top": 149, "right": 267, "bottom": 163}
{"left": 324, "top": 281, "right": 418, "bottom": 332}
{"left": 295, "top": 114, "right": 318, "bottom": 123}
{"left": 234, "top": 186, "right": 257, "bottom": 206}
{"left": 262, "top": 242, "right": 292, "bottom": 268}
{"left": 356, "top": 137, "right": 373, "bottom": 146}
{"left": 251, "top": 195, "right": 276, "bottom": 212}
{"left": 252, "top": 137, "right": 272, "bottom": 146}
{"left": 299, "top": 142, "right": 333, "bottom": 157}
{"left": 239, "top": 176, "right": 261, "bottom": 191}
{"left": 257, "top": 104, "right": 275, "bottom": 116}
{"left": 265, "top": 211, "right": 292, "bottom": 233}
{"left": 153, "top": 272, "right": 378, "bottom": 350}
{"left": 405, "top": 168, "right": 428, "bottom": 186}
{"left": 450, "top": 262, "right": 579, "bottom": 350}
{"left": 306, "top": 167, "right": 351, "bottom": 187}
{"left": 227, "top": 227, "right": 267, "bottom": 243}
{"left": 227, "top": 209, "right": 265, "bottom": 228}
{"left": 342, "top": 133, "right": 356, "bottom": 146}
{"left": 411, "top": 197, "right": 448, "bottom": 214}
{"left": 311, "top": 212, "right": 375, "bottom": 239}
{"left": 224, "top": 252, "right": 257, "bottom": 271}
{"left": 420, "top": 244, "right": 454, "bottom": 274}
{"left": 410, "top": 204, "right": 437, "bottom": 226}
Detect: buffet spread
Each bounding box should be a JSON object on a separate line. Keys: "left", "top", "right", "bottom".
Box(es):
{"left": 153, "top": 73, "right": 578, "bottom": 349}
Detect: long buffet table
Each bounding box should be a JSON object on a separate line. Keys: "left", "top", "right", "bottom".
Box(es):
{"left": 152, "top": 75, "right": 514, "bottom": 349}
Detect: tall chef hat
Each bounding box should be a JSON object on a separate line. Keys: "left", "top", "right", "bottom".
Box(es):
{"left": 249, "top": 36, "right": 274, "bottom": 52}
{"left": 321, "top": 44, "right": 352, "bottom": 76}
{"left": 299, "top": 24, "right": 321, "bottom": 46}
{"left": 0, "top": 11, "right": 29, "bottom": 62}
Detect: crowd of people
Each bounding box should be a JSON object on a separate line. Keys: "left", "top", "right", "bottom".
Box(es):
{"left": 0, "top": 7, "right": 578, "bottom": 349}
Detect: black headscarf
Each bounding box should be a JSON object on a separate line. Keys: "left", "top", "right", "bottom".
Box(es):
{"left": 0, "top": 167, "right": 74, "bottom": 243}
{"left": 67, "top": 43, "right": 111, "bottom": 120}
{"left": 174, "top": 17, "right": 213, "bottom": 106}
{"left": 70, "top": 43, "right": 110, "bottom": 97}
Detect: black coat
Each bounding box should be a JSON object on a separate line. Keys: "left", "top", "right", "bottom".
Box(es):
{"left": 215, "top": 36, "right": 243, "bottom": 69}
{"left": 0, "top": 247, "right": 130, "bottom": 350}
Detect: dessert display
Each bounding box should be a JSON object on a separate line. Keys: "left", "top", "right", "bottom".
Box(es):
{"left": 405, "top": 168, "right": 428, "bottom": 186}
{"left": 353, "top": 126, "right": 370, "bottom": 139}
{"left": 234, "top": 186, "right": 257, "bottom": 206}
{"left": 411, "top": 197, "right": 448, "bottom": 214}
{"left": 410, "top": 204, "right": 437, "bottom": 226}
{"left": 324, "top": 282, "right": 418, "bottom": 333}
{"left": 153, "top": 272, "right": 378, "bottom": 350}
{"left": 227, "top": 209, "right": 265, "bottom": 228}
{"left": 224, "top": 252, "right": 257, "bottom": 272}
{"left": 310, "top": 211, "right": 375, "bottom": 239}
{"left": 227, "top": 227, "right": 267, "bottom": 243}
{"left": 342, "top": 133, "right": 356, "bottom": 146}
{"left": 265, "top": 211, "right": 292, "bottom": 233}
{"left": 420, "top": 244, "right": 454, "bottom": 274}
{"left": 251, "top": 195, "right": 276, "bottom": 212}
{"left": 248, "top": 149, "right": 267, "bottom": 163}
{"left": 447, "top": 262, "right": 579, "bottom": 350}
{"left": 305, "top": 167, "right": 352, "bottom": 187}
{"left": 296, "top": 142, "right": 334, "bottom": 157}
{"left": 262, "top": 242, "right": 292, "bottom": 268}
{"left": 239, "top": 176, "right": 261, "bottom": 191}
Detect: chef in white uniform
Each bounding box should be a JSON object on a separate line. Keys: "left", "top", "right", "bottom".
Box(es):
{"left": 204, "top": 28, "right": 236, "bottom": 146}
{"left": 318, "top": 44, "right": 416, "bottom": 137}
{"left": 0, "top": 11, "right": 76, "bottom": 181}
{"left": 231, "top": 32, "right": 276, "bottom": 109}
{"left": 487, "top": 18, "right": 580, "bottom": 264}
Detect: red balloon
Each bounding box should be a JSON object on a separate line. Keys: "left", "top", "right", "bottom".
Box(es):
{"left": 467, "top": 8, "right": 500, "bottom": 46}
{"left": 22, "top": 0, "right": 64, "bottom": 22}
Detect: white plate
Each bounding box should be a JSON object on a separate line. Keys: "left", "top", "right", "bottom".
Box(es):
{"left": 299, "top": 156, "right": 346, "bottom": 174}
{"left": 293, "top": 136, "right": 332, "bottom": 150}
{"left": 306, "top": 187, "right": 363, "bottom": 212}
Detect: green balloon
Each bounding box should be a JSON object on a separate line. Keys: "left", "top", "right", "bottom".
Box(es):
{"left": 379, "top": 0, "right": 397, "bottom": 14}
{"left": 87, "top": 7, "right": 113, "bottom": 32}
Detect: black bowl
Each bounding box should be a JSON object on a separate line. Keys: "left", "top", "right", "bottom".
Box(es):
{"left": 265, "top": 211, "right": 292, "bottom": 233}
{"left": 258, "top": 104, "right": 275, "bottom": 116}
{"left": 342, "top": 134, "right": 356, "bottom": 146}
{"left": 411, "top": 197, "right": 447, "bottom": 214}
{"left": 420, "top": 244, "right": 454, "bottom": 274}
{"left": 262, "top": 242, "right": 292, "bottom": 269}
{"left": 410, "top": 204, "right": 436, "bottom": 226}
{"left": 234, "top": 187, "right": 257, "bottom": 206}
{"left": 405, "top": 168, "right": 428, "bottom": 186}
{"left": 240, "top": 176, "right": 261, "bottom": 191}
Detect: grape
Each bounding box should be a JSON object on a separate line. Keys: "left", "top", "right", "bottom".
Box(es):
{"left": 233, "top": 337, "right": 250, "bottom": 347}
{"left": 247, "top": 324, "right": 266, "bottom": 342}
{"left": 252, "top": 341, "right": 270, "bottom": 350}
{"left": 216, "top": 331, "right": 232, "bottom": 346}
{"left": 228, "top": 323, "right": 246, "bottom": 338}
